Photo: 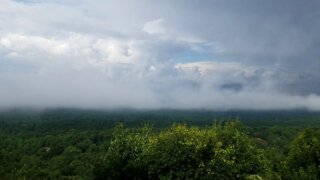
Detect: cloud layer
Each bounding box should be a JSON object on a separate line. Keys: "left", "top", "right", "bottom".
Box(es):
{"left": 1, "top": 0, "right": 320, "bottom": 110}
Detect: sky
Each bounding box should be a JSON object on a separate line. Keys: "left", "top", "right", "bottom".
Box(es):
{"left": 1, "top": 0, "right": 320, "bottom": 110}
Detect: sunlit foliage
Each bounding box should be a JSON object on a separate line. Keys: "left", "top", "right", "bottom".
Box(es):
{"left": 98, "top": 122, "right": 267, "bottom": 179}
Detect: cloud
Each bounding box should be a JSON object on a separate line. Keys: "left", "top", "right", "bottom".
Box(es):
{"left": 0, "top": 0, "right": 320, "bottom": 110}
{"left": 143, "top": 19, "right": 166, "bottom": 35}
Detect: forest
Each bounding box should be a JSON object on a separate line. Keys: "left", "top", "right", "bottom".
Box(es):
{"left": 1, "top": 109, "right": 320, "bottom": 179}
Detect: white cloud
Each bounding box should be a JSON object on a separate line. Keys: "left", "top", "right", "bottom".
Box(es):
{"left": 0, "top": 0, "right": 320, "bottom": 110}
{"left": 143, "top": 18, "right": 166, "bottom": 35}
{"left": 0, "top": 33, "right": 71, "bottom": 56}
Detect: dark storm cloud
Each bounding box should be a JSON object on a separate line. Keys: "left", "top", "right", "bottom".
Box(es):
{"left": 220, "top": 83, "right": 243, "bottom": 92}
{"left": 178, "top": 0, "right": 320, "bottom": 95}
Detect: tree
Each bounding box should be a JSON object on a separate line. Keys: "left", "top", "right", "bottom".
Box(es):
{"left": 98, "top": 121, "right": 268, "bottom": 179}
{"left": 284, "top": 129, "right": 320, "bottom": 179}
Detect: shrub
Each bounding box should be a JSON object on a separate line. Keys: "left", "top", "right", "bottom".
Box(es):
{"left": 98, "top": 121, "right": 268, "bottom": 179}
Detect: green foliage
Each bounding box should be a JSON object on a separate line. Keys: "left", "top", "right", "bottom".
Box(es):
{"left": 100, "top": 121, "right": 268, "bottom": 179}
{"left": 101, "top": 123, "right": 152, "bottom": 179}
{"left": 282, "top": 129, "right": 320, "bottom": 179}
{"left": 1, "top": 109, "right": 320, "bottom": 179}
{"left": 0, "top": 130, "right": 111, "bottom": 179}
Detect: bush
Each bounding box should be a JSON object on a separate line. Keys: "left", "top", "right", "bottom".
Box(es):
{"left": 283, "top": 129, "right": 320, "bottom": 179}
{"left": 98, "top": 121, "right": 268, "bottom": 179}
